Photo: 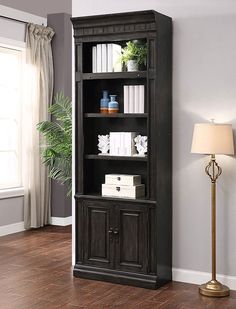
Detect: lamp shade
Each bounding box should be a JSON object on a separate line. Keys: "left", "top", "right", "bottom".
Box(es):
{"left": 191, "top": 123, "right": 234, "bottom": 155}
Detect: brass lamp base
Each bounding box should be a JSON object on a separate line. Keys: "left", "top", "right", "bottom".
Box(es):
{"left": 199, "top": 280, "right": 230, "bottom": 297}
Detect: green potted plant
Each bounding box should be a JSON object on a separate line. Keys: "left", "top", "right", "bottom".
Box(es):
{"left": 121, "top": 40, "right": 147, "bottom": 71}
{"left": 37, "top": 92, "right": 72, "bottom": 195}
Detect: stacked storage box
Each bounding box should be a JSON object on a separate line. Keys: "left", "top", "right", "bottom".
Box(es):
{"left": 102, "top": 174, "right": 145, "bottom": 199}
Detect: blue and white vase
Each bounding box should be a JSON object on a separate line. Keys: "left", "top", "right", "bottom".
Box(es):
{"left": 100, "top": 90, "right": 109, "bottom": 113}
{"left": 108, "top": 95, "right": 119, "bottom": 114}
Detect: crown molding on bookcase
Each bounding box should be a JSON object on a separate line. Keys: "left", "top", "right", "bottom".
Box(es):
{"left": 71, "top": 10, "right": 157, "bottom": 40}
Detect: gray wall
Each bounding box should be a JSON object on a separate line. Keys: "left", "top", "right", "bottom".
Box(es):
{"left": 48, "top": 13, "right": 72, "bottom": 218}
{"left": 0, "top": 0, "right": 71, "bottom": 17}
{"left": 0, "top": 5, "right": 72, "bottom": 226}
{"left": 0, "top": 197, "right": 24, "bottom": 226}
{"left": 72, "top": 0, "right": 236, "bottom": 276}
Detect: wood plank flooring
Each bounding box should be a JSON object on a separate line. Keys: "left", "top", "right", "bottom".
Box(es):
{"left": 0, "top": 225, "right": 235, "bottom": 308}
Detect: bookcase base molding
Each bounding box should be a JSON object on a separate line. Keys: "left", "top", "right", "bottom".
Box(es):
{"left": 73, "top": 265, "right": 168, "bottom": 290}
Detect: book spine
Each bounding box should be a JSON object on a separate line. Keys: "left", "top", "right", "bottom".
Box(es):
{"left": 124, "top": 133, "right": 131, "bottom": 156}
{"left": 107, "top": 44, "right": 112, "bottom": 72}
{"left": 138, "top": 85, "right": 145, "bottom": 113}
{"left": 110, "top": 132, "right": 121, "bottom": 156}
{"left": 92, "top": 46, "right": 97, "bottom": 73}
{"left": 128, "top": 86, "right": 134, "bottom": 113}
{"left": 109, "top": 133, "right": 114, "bottom": 155}
{"left": 101, "top": 44, "right": 107, "bottom": 72}
{"left": 131, "top": 132, "right": 138, "bottom": 155}
{"left": 116, "top": 132, "right": 121, "bottom": 156}
{"left": 134, "top": 85, "right": 139, "bottom": 113}
{"left": 119, "top": 133, "right": 125, "bottom": 156}
{"left": 112, "top": 44, "right": 122, "bottom": 72}
{"left": 123, "top": 85, "right": 129, "bottom": 113}
{"left": 96, "top": 44, "right": 102, "bottom": 73}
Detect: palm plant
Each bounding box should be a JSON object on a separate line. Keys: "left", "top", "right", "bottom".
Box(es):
{"left": 37, "top": 92, "right": 72, "bottom": 195}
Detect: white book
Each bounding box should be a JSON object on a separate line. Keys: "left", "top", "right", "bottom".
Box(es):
{"left": 107, "top": 43, "right": 122, "bottom": 72}
{"left": 92, "top": 46, "right": 97, "bottom": 73}
{"left": 138, "top": 85, "right": 145, "bottom": 113}
{"left": 110, "top": 132, "right": 120, "bottom": 156}
{"left": 112, "top": 44, "right": 122, "bottom": 72}
{"left": 101, "top": 44, "right": 107, "bottom": 72}
{"left": 119, "top": 133, "right": 125, "bottom": 156}
{"left": 107, "top": 44, "right": 112, "bottom": 72}
{"left": 134, "top": 86, "right": 139, "bottom": 113}
{"left": 128, "top": 86, "right": 135, "bottom": 113}
{"left": 123, "top": 85, "right": 129, "bottom": 113}
{"left": 124, "top": 133, "right": 130, "bottom": 156}
{"left": 124, "top": 132, "right": 138, "bottom": 156}
{"left": 96, "top": 44, "right": 102, "bottom": 73}
{"left": 109, "top": 132, "right": 115, "bottom": 155}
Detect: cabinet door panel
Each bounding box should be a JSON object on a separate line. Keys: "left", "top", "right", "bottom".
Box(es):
{"left": 84, "top": 201, "right": 113, "bottom": 268}
{"left": 116, "top": 205, "right": 148, "bottom": 273}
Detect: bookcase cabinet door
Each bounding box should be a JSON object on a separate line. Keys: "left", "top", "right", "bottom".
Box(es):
{"left": 83, "top": 200, "right": 114, "bottom": 269}
{"left": 115, "top": 204, "right": 149, "bottom": 273}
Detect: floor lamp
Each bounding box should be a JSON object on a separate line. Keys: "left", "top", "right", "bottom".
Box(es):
{"left": 191, "top": 122, "right": 234, "bottom": 297}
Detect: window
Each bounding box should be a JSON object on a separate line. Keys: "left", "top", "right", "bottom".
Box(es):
{"left": 0, "top": 46, "right": 23, "bottom": 189}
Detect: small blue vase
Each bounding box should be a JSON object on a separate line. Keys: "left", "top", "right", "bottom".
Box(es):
{"left": 108, "top": 95, "right": 119, "bottom": 114}
{"left": 100, "top": 90, "right": 109, "bottom": 113}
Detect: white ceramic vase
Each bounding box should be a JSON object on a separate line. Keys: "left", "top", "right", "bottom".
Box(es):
{"left": 127, "top": 60, "right": 138, "bottom": 72}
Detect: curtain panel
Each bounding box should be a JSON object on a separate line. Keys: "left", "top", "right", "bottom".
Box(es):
{"left": 23, "top": 23, "right": 55, "bottom": 228}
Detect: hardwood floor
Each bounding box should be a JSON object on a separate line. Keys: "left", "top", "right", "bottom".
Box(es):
{"left": 0, "top": 226, "right": 235, "bottom": 309}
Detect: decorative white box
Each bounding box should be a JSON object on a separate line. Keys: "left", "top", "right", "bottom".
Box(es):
{"left": 102, "top": 184, "right": 145, "bottom": 199}
{"left": 105, "top": 174, "right": 141, "bottom": 186}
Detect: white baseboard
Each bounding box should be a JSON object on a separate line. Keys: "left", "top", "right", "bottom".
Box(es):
{"left": 173, "top": 268, "right": 236, "bottom": 290}
{"left": 0, "top": 221, "right": 25, "bottom": 237}
{"left": 50, "top": 216, "right": 72, "bottom": 226}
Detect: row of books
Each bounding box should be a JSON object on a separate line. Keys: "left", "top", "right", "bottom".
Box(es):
{"left": 110, "top": 132, "right": 137, "bottom": 156}
{"left": 124, "top": 85, "right": 145, "bottom": 113}
{"left": 92, "top": 43, "right": 122, "bottom": 73}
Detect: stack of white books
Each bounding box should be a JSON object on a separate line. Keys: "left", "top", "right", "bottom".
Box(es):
{"left": 123, "top": 85, "right": 145, "bottom": 113}
{"left": 110, "top": 132, "right": 138, "bottom": 156}
{"left": 92, "top": 43, "right": 122, "bottom": 73}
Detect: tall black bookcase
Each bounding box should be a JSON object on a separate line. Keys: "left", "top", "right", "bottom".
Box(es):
{"left": 71, "top": 10, "right": 172, "bottom": 289}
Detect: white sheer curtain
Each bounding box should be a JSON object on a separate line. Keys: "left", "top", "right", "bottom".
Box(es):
{"left": 23, "top": 23, "right": 55, "bottom": 228}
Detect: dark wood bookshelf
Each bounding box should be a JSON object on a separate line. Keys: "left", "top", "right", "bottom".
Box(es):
{"left": 72, "top": 10, "right": 172, "bottom": 290}
{"left": 84, "top": 113, "right": 148, "bottom": 118}
{"left": 85, "top": 154, "right": 148, "bottom": 161}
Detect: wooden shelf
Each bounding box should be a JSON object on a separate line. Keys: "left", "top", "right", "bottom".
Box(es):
{"left": 75, "top": 193, "right": 156, "bottom": 205}
{"left": 85, "top": 154, "right": 147, "bottom": 161}
{"left": 84, "top": 113, "right": 148, "bottom": 118}
{"left": 78, "top": 71, "right": 147, "bottom": 81}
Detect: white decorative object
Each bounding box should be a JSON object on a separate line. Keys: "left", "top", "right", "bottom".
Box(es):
{"left": 127, "top": 59, "right": 138, "bottom": 71}
{"left": 134, "top": 135, "right": 148, "bottom": 156}
{"left": 102, "top": 183, "right": 145, "bottom": 199}
{"left": 105, "top": 174, "right": 141, "bottom": 186}
{"left": 98, "top": 135, "right": 110, "bottom": 154}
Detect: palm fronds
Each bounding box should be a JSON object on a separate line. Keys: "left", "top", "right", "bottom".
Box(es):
{"left": 37, "top": 92, "right": 72, "bottom": 195}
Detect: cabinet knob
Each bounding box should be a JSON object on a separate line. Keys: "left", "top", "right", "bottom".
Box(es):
{"left": 116, "top": 187, "right": 120, "bottom": 192}
{"left": 108, "top": 228, "right": 113, "bottom": 234}
{"left": 113, "top": 228, "right": 119, "bottom": 243}
{"left": 113, "top": 228, "right": 119, "bottom": 235}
